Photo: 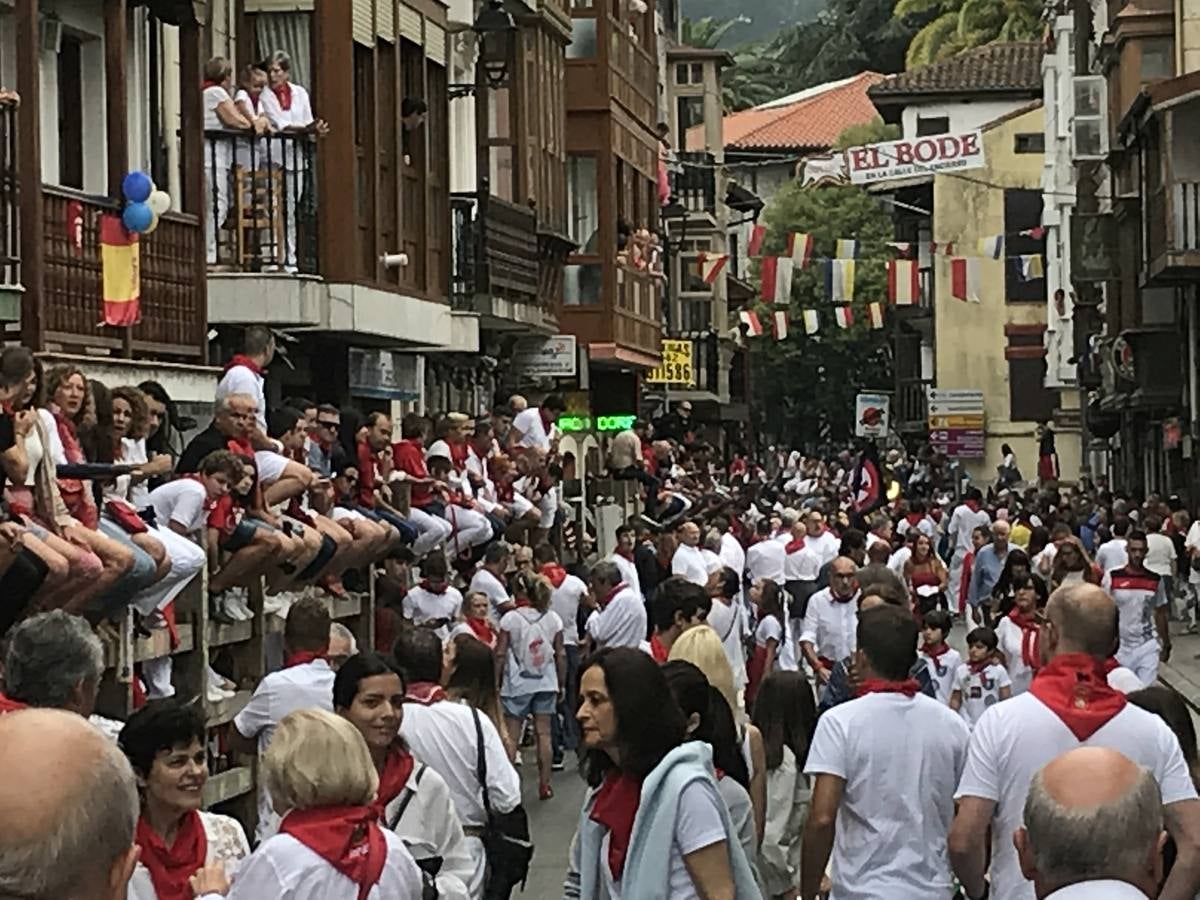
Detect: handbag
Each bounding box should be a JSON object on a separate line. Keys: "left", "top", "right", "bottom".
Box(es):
{"left": 471, "top": 707, "right": 534, "bottom": 899}
{"left": 104, "top": 500, "right": 149, "bottom": 534}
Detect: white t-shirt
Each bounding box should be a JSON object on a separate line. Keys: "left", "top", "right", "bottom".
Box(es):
{"left": 1102, "top": 568, "right": 1169, "bottom": 657}
{"left": 548, "top": 573, "right": 589, "bottom": 645}
{"left": 955, "top": 693, "right": 1199, "bottom": 900}
{"left": 1145, "top": 531, "right": 1178, "bottom": 578}
{"left": 402, "top": 586, "right": 464, "bottom": 641}
{"left": 1095, "top": 538, "right": 1129, "bottom": 573}
{"left": 1187, "top": 521, "right": 1200, "bottom": 585}
{"left": 1044, "top": 882, "right": 1153, "bottom": 900}
{"left": 233, "top": 659, "right": 336, "bottom": 844}
{"left": 216, "top": 363, "right": 268, "bottom": 433}
{"left": 148, "top": 479, "right": 210, "bottom": 535}
{"left": 755, "top": 615, "right": 797, "bottom": 672}
{"left": 784, "top": 542, "right": 821, "bottom": 582}
{"left": 468, "top": 568, "right": 511, "bottom": 617}
{"left": 499, "top": 607, "right": 563, "bottom": 696}
{"left": 598, "top": 780, "right": 728, "bottom": 900}
{"left": 585, "top": 585, "right": 646, "bottom": 650}
{"left": 718, "top": 533, "right": 746, "bottom": 581}
{"left": 919, "top": 648, "right": 964, "bottom": 705}
{"left": 511, "top": 407, "right": 551, "bottom": 451}
{"left": 887, "top": 546, "right": 912, "bottom": 576}
{"left": 806, "top": 529, "right": 841, "bottom": 568}
{"left": 994, "top": 616, "right": 1037, "bottom": 695}
{"left": 806, "top": 693, "right": 971, "bottom": 899}
{"left": 746, "top": 540, "right": 787, "bottom": 586}
{"left": 672, "top": 544, "right": 710, "bottom": 587}
{"left": 949, "top": 505, "right": 990, "bottom": 554}
{"left": 952, "top": 662, "right": 1012, "bottom": 729}
{"left": 121, "top": 437, "right": 151, "bottom": 509}
{"left": 799, "top": 588, "right": 858, "bottom": 664}
{"left": 706, "top": 597, "right": 747, "bottom": 688}
{"left": 611, "top": 553, "right": 641, "bottom": 598}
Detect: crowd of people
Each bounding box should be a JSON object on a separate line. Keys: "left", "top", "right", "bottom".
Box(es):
{"left": 4, "top": 342, "right": 1200, "bottom": 899}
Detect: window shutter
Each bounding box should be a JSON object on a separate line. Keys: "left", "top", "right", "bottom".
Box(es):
{"left": 243, "top": 0, "right": 314, "bottom": 10}
{"left": 399, "top": 4, "right": 423, "bottom": 42}
{"left": 377, "top": 0, "right": 395, "bottom": 39}
{"left": 426, "top": 22, "right": 447, "bottom": 65}
{"left": 352, "top": 0, "right": 374, "bottom": 45}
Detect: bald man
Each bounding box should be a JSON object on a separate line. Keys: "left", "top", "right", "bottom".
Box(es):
{"left": 968, "top": 519, "right": 1012, "bottom": 627}
{"left": 1015, "top": 747, "right": 1166, "bottom": 899}
{"left": 0, "top": 709, "right": 139, "bottom": 900}
{"left": 950, "top": 583, "right": 1200, "bottom": 900}
{"left": 801, "top": 556, "right": 862, "bottom": 688}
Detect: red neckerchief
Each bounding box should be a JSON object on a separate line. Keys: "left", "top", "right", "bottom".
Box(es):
{"left": 202, "top": 79, "right": 224, "bottom": 89}
{"left": 1029, "top": 653, "right": 1128, "bottom": 741}
{"left": 419, "top": 580, "right": 447, "bottom": 595}
{"left": 614, "top": 548, "right": 634, "bottom": 563}
{"left": 0, "top": 693, "right": 28, "bottom": 714}
{"left": 226, "top": 435, "right": 255, "bottom": 459}
{"left": 649, "top": 634, "right": 669, "bottom": 663}
{"left": 465, "top": 617, "right": 496, "bottom": 645}
{"left": 599, "top": 582, "right": 627, "bottom": 610}
{"left": 404, "top": 682, "right": 447, "bottom": 705}
{"left": 540, "top": 563, "right": 568, "bottom": 588}
{"left": 222, "top": 354, "right": 263, "bottom": 376}
{"left": 589, "top": 771, "right": 643, "bottom": 881}
{"left": 968, "top": 658, "right": 994, "bottom": 675}
{"left": 136, "top": 810, "right": 208, "bottom": 900}
{"left": 856, "top": 678, "right": 922, "bottom": 698}
{"left": 920, "top": 641, "right": 951, "bottom": 666}
{"left": 785, "top": 538, "right": 806, "bottom": 553}
{"left": 279, "top": 805, "right": 386, "bottom": 900}
{"left": 374, "top": 744, "right": 416, "bottom": 812}
{"left": 1008, "top": 608, "right": 1041, "bottom": 669}
{"left": 49, "top": 405, "right": 98, "bottom": 527}
{"left": 905, "top": 512, "right": 923, "bottom": 528}
{"left": 829, "top": 589, "right": 855, "bottom": 605}
{"left": 284, "top": 650, "right": 328, "bottom": 669}
{"left": 271, "top": 81, "right": 294, "bottom": 111}
{"left": 965, "top": 499, "right": 981, "bottom": 512}
{"left": 448, "top": 441, "right": 470, "bottom": 472}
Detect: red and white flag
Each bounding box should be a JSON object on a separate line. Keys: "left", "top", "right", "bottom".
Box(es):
{"left": 698, "top": 251, "right": 728, "bottom": 285}
{"left": 761, "top": 256, "right": 794, "bottom": 303}
{"left": 739, "top": 309, "right": 764, "bottom": 336}
{"left": 834, "top": 306, "right": 854, "bottom": 329}
{"left": 887, "top": 259, "right": 920, "bottom": 306}
{"left": 868, "top": 302, "right": 885, "bottom": 329}
{"left": 789, "top": 232, "right": 814, "bottom": 269}
{"left": 930, "top": 241, "right": 956, "bottom": 256}
{"left": 773, "top": 310, "right": 788, "bottom": 340}
{"left": 887, "top": 241, "right": 913, "bottom": 257}
{"left": 951, "top": 257, "right": 982, "bottom": 303}
{"left": 747, "top": 224, "right": 767, "bottom": 258}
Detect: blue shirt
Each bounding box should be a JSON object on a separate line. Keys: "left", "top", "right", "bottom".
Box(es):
{"left": 818, "top": 657, "right": 935, "bottom": 713}
{"left": 968, "top": 543, "right": 1009, "bottom": 607}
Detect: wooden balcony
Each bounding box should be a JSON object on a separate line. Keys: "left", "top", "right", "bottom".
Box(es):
{"left": 606, "top": 16, "right": 656, "bottom": 127}
{"left": 559, "top": 262, "right": 662, "bottom": 364}
{"left": 1146, "top": 179, "right": 1200, "bottom": 282}
{"left": 42, "top": 188, "right": 206, "bottom": 360}
{"left": 0, "top": 100, "right": 19, "bottom": 318}
{"left": 895, "top": 376, "right": 932, "bottom": 433}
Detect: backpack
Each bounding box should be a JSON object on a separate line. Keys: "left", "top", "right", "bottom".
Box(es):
{"left": 509, "top": 609, "right": 556, "bottom": 679}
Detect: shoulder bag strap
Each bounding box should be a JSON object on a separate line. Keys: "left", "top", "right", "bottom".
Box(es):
{"left": 472, "top": 706, "right": 494, "bottom": 824}
{"left": 386, "top": 764, "right": 426, "bottom": 831}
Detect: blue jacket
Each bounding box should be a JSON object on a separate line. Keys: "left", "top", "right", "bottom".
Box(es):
{"left": 563, "top": 742, "right": 760, "bottom": 900}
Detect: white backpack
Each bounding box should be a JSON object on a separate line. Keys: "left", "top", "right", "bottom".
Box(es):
{"left": 510, "top": 609, "right": 556, "bottom": 679}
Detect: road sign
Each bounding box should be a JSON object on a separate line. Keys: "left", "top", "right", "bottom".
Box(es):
{"left": 927, "top": 388, "right": 986, "bottom": 459}
{"left": 855, "top": 393, "right": 890, "bottom": 438}
{"left": 927, "top": 414, "right": 985, "bottom": 429}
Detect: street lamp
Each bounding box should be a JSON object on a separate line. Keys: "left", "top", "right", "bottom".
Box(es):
{"left": 475, "top": 0, "right": 516, "bottom": 88}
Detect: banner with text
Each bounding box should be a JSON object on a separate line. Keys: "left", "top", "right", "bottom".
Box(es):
{"left": 646, "top": 339, "right": 696, "bottom": 386}
{"left": 845, "top": 131, "right": 985, "bottom": 185}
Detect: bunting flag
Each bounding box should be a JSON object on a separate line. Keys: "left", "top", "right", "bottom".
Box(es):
{"left": 886, "top": 241, "right": 914, "bottom": 257}
{"left": 978, "top": 235, "right": 1004, "bottom": 260}
{"left": 1020, "top": 226, "right": 1047, "bottom": 240}
{"left": 1019, "top": 254, "right": 1045, "bottom": 280}
{"left": 930, "top": 241, "right": 956, "bottom": 257}
{"left": 802, "top": 309, "right": 820, "bottom": 335}
{"left": 100, "top": 214, "right": 141, "bottom": 327}
{"left": 747, "top": 224, "right": 766, "bottom": 258}
{"left": 698, "top": 251, "right": 728, "bottom": 285}
{"left": 739, "top": 309, "right": 763, "bottom": 336}
{"left": 825, "top": 259, "right": 856, "bottom": 303}
{"left": 788, "top": 232, "right": 814, "bottom": 269}
{"left": 760, "top": 256, "right": 778, "bottom": 302}
{"left": 887, "top": 259, "right": 920, "bottom": 306}
{"left": 835, "top": 306, "right": 854, "bottom": 329}
{"left": 951, "top": 257, "right": 982, "bottom": 303}
{"left": 835, "top": 238, "right": 858, "bottom": 259}
{"left": 772, "top": 310, "right": 788, "bottom": 341}
{"left": 868, "top": 302, "right": 885, "bottom": 330}
{"left": 761, "top": 257, "right": 793, "bottom": 303}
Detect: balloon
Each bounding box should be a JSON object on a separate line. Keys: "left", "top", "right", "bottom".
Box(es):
{"left": 147, "top": 190, "right": 172, "bottom": 215}
{"left": 143, "top": 212, "right": 160, "bottom": 235}
{"left": 122, "top": 202, "right": 154, "bottom": 234}
{"left": 121, "top": 171, "right": 153, "bottom": 204}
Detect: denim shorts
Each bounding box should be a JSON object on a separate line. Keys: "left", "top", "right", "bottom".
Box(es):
{"left": 501, "top": 690, "right": 557, "bottom": 719}
{"left": 220, "top": 517, "right": 277, "bottom": 553}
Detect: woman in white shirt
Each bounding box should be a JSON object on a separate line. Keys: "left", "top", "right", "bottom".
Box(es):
{"left": 495, "top": 572, "right": 565, "bottom": 800}
{"left": 118, "top": 701, "right": 250, "bottom": 900}
{"left": 196, "top": 708, "right": 424, "bottom": 900}
{"left": 202, "top": 57, "right": 258, "bottom": 264}
{"left": 334, "top": 651, "right": 473, "bottom": 900}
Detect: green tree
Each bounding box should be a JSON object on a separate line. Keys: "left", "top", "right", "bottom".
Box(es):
{"left": 895, "top": 0, "right": 1042, "bottom": 68}
{"left": 681, "top": 15, "right": 750, "bottom": 49}
{"left": 747, "top": 182, "right": 895, "bottom": 446}
{"left": 835, "top": 118, "right": 901, "bottom": 149}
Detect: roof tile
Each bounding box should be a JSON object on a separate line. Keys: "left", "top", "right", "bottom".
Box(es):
{"left": 869, "top": 41, "right": 1044, "bottom": 98}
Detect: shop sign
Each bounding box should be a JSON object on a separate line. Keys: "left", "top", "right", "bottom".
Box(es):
{"left": 855, "top": 393, "right": 890, "bottom": 438}
{"left": 646, "top": 340, "right": 695, "bottom": 386}
{"left": 558, "top": 414, "right": 637, "bottom": 433}
{"left": 512, "top": 335, "right": 577, "bottom": 377}
{"left": 845, "top": 131, "right": 985, "bottom": 185}
{"left": 348, "top": 348, "right": 420, "bottom": 401}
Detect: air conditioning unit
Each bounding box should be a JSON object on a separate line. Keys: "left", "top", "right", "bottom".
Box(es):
{"left": 39, "top": 14, "right": 62, "bottom": 54}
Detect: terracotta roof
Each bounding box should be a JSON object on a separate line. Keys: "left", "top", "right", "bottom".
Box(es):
{"left": 869, "top": 42, "right": 1044, "bottom": 99}
{"left": 690, "top": 72, "right": 886, "bottom": 152}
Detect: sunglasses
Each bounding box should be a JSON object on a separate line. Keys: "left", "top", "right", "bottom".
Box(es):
{"left": 317, "top": 420, "right": 340, "bottom": 429}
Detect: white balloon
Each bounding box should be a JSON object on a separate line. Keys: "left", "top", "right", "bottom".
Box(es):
{"left": 148, "top": 190, "right": 172, "bottom": 215}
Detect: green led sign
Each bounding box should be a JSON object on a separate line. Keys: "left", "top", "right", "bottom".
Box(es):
{"left": 558, "top": 414, "right": 637, "bottom": 433}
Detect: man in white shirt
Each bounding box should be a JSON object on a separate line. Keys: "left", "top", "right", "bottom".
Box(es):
{"left": 401, "top": 555, "right": 464, "bottom": 641}
{"left": 948, "top": 488, "right": 991, "bottom": 600}
{"left": 231, "top": 597, "right": 336, "bottom": 844}
{"left": 714, "top": 516, "right": 746, "bottom": 584}
{"left": 747, "top": 518, "right": 787, "bottom": 586}
{"left": 800, "top": 557, "right": 861, "bottom": 688}
{"left": 949, "top": 583, "right": 1200, "bottom": 900}
{"left": 1015, "top": 746, "right": 1165, "bottom": 900}
{"left": 783, "top": 519, "right": 821, "bottom": 620}
{"left": 802, "top": 604, "right": 971, "bottom": 900}
{"left": 468, "top": 542, "right": 512, "bottom": 617}
{"left": 1096, "top": 518, "right": 1131, "bottom": 573}
{"left": 534, "top": 543, "right": 589, "bottom": 766}
{"left": 1101, "top": 530, "right": 1171, "bottom": 684}
{"left": 1142, "top": 512, "right": 1177, "bottom": 589}
{"left": 865, "top": 512, "right": 893, "bottom": 553}
{"left": 805, "top": 510, "right": 841, "bottom": 568}
{"left": 508, "top": 393, "right": 566, "bottom": 452}
{"left": 610, "top": 524, "right": 642, "bottom": 598}
{"left": 671, "top": 521, "right": 709, "bottom": 587}
{"left": 583, "top": 560, "right": 646, "bottom": 650}
{"left": 396, "top": 628, "right": 520, "bottom": 899}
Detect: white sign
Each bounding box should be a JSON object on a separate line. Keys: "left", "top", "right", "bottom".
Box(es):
{"left": 845, "top": 131, "right": 985, "bottom": 185}
{"left": 927, "top": 387, "right": 985, "bottom": 415}
{"left": 348, "top": 348, "right": 421, "bottom": 401}
{"left": 855, "top": 393, "right": 890, "bottom": 438}
{"left": 512, "top": 335, "right": 577, "bottom": 377}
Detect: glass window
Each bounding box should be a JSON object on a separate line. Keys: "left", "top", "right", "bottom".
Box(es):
{"left": 490, "top": 146, "right": 514, "bottom": 201}
{"left": 675, "top": 64, "right": 688, "bottom": 84}
{"left": 567, "top": 155, "right": 599, "bottom": 249}
{"left": 916, "top": 116, "right": 949, "bottom": 137}
{"left": 487, "top": 87, "right": 510, "bottom": 139}
{"left": 568, "top": 19, "right": 597, "bottom": 58}
{"left": 564, "top": 263, "right": 602, "bottom": 304}
{"left": 691, "top": 64, "right": 703, "bottom": 84}
{"left": 1140, "top": 38, "right": 1174, "bottom": 82}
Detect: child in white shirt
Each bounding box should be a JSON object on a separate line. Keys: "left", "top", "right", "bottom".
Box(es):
{"left": 916, "top": 610, "right": 962, "bottom": 705}
{"left": 949, "top": 625, "right": 1013, "bottom": 728}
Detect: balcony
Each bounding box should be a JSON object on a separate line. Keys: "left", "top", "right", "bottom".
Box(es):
{"left": 895, "top": 377, "right": 932, "bottom": 433}
{"left": 42, "top": 188, "right": 205, "bottom": 359}
{"left": 674, "top": 152, "right": 718, "bottom": 220}
{"left": 204, "top": 131, "right": 319, "bottom": 276}
{"left": 0, "top": 100, "right": 19, "bottom": 319}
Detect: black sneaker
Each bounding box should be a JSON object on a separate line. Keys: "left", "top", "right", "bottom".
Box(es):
{"left": 552, "top": 757, "right": 565, "bottom": 772}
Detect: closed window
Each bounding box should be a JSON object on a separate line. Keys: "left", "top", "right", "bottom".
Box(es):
{"left": 1008, "top": 355, "right": 1057, "bottom": 422}
{"left": 916, "top": 116, "right": 949, "bottom": 137}
{"left": 1014, "top": 133, "right": 1045, "bottom": 154}
{"left": 1140, "top": 38, "right": 1174, "bottom": 82}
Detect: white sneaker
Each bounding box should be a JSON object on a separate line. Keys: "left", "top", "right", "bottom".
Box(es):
{"left": 206, "top": 681, "right": 235, "bottom": 703}
{"left": 263, "top": 593, "right": 288, "bottom": 616}
{"left": 227, "top": 589, "right": 254, "bottom": 621}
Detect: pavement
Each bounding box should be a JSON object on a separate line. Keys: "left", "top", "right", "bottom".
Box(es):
{"left": 1157, "top": 620, "right": 1200, "bottom": 711}
{"left": 514, "top": 755, "right": 589, "bottom": 897}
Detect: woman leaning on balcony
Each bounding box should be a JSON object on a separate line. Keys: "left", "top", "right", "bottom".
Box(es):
{"left": 203, "top": 56, "right": 262, "bottom": 266}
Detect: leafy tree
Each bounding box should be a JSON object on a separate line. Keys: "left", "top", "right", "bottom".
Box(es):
{"left": 896, "top": 0, "right": 1043, "bottom": 68}
{"left": 682, "top": 0, "right": 828, "bottom": 44}
{"left": 681, "top": 15, "right": 750, "bottom": 49}
{"left": 835, "top": 118, "right": 901, "bottom": 149}
{"left": 746, "top": 182, "right": 895, "bottom": 447}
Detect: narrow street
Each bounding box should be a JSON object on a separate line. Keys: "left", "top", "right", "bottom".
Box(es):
{"left": 517, "top": 760, "right": 589, "bottom": 897}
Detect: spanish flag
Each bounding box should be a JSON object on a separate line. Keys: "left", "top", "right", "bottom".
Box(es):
{"left": 101, "top": 214, "right": 141, "bottom": 327}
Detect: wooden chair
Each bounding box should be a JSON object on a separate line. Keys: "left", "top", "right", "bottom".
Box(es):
{"left": 232, "top": 165, "right": 285, "bottom": 269}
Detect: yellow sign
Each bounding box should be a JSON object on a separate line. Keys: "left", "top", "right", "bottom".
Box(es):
{"left": 928, "top": 414, "right": 985, "bottom": 429}
{"left": 646, "top": 340, "right": 695, "bottom": 386}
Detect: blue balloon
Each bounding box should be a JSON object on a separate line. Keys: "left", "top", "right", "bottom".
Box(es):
{"left": 122, "top": 202, "right": 154, "bottom": 234}
{"left": 122, "top": 171, "right": 153, "bottom": 204}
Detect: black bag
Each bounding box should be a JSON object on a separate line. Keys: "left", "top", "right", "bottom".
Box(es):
{"left": 472, "top": 708, "right": 534, "bottom": 899}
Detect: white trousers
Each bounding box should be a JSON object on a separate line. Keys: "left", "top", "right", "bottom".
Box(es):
{"left": 406, "top": 506, "right": 454, "bottom": 556}
{"left": 1117, "top": 640, "right": 1160, "bottom": 686}
{"left": 128, "top": 526, "right": 206, "bottom": 618}
{"left": 443, "top": 506, "right": 493, "bottom": 552}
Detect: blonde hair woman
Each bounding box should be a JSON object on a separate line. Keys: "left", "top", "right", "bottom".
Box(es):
{"left": 199, "top": 709, "right": 424, "bottom": 899}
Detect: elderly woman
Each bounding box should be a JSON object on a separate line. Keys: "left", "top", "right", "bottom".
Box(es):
{"left": 202, "top": 56, "right": 259, "bottom": 264}
{"left": 198, "top": 708, "right": 424, "bottom": 899}
{"left": 334, "top": 651, "right": 473, "bottom": 899}
{"left": 119, "top": 701, "right": 250, "bottom": 900}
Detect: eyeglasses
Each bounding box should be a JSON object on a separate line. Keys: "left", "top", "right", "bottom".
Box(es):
{"left": 317, "top": 420, "right": 340, "bottom": 429}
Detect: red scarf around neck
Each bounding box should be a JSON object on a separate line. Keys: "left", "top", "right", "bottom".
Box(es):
{"left": 649, "top": 634, "right": 669, "bottom": 663}
{"left": 785, "top": 538, "right": 806, "bottom": 554}
{"left": 271, "top": 81, "right": 294, "bottom": 111}
{"left": 0, "top": 693, "right": 28, "bottom": 714}
{"left": 419, "top": 580, "right": 447, "bottom": 596}
{"left": 921, "top": 642, "right": 951, "bottom": 666}
{"left": 905, "top": 512, "right": 924, "bottom": 528}
{"left": 374, "top": 744, "right": 416, "bottom": 812}
{"left": 279, "top": 805, "right": 386, "bottom": 900}
{"left": 540, "top": 563, "right": 568, "bottom": 588}
{"left": 136, "top": 810, "right": 208, "bottom": 900}
{"left": 466, "top": 616, "right": 496, "bottom": 645}
{"left": 1008, "top": 608, "right": 1041, "bottom": 669}
{"left": 599, "top": 582, "right": 628, "bottom": 610}
{"left": 856, "top": 677, "right": 922, "bottom": 698}
{"left": 404, "top": 682, "right": 446, "bottom": 706}
{"left": 589, "top": 771, "right": 643, "bottom": 881}
{"left": 222, "top": 353, "right": 264, "bottom": 376}
{"left": 1029, "top": 653, "right": 1128, "bottom": 741}
{"left": 968, "top": 658, "right": 995, "bottom": 675}
{"left": 965, "top": 499, "right": 981, "bottom": 512}
{"left": 202, "top": 79, "right": 224, "bottom": 90}
{"left": 285, "top": 650, "right": 328, "bottom": 669}
{"left": 614, "top": 547, "right": 634, "bottom": 563}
